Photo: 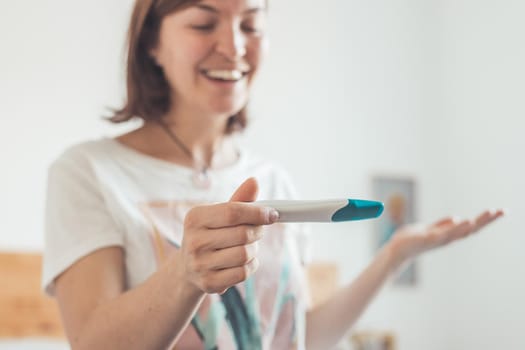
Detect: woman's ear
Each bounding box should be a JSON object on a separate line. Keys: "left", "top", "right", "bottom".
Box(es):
{"left": 149, "top": 48, "right": 161, "bottom": 67}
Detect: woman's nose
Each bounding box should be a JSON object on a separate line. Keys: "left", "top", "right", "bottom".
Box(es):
{"left": 215, "top": 25, "right": 247, "bottom": 60}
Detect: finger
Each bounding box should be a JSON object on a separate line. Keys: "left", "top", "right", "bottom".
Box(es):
{"left": 209, "top": 225, "right": 263, "bottom": 250}
{"left": 432, "top": 217, "right": 456, "bottom": 228}
{"left": 208, "top": 242, "right": 259, "bottom": 270}
{"left": 488, "top": 208, "right": 505, "bottom": 220}
{"left": 229, "top": 177, "right": 259, "bottom": 202}
{"left": 187, "top": 202, "right": 278, "bottom": 229}
{"left": 447, "top": 220, "right": 475, "bottom": 242}
{"left": 472, "top": 211, "right": 493, "bottom": 232}
{"left": 429, "top": 220, "right": 472, "bottom": 246}
{"left": 202, "top": 258, "right": 259, "bottom": 293}
{"left": 473, "top": 209, "right": 504, "bottom": 232}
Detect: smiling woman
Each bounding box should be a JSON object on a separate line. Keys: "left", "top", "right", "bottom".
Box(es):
{"left": 111, "top": 0, "right": 267, "bottom": 132}
{"left": 109, "top": 0, "right": 268, "bottom": 187}
{"left": 41, "top": 0, "right": 504, "bottom": 350}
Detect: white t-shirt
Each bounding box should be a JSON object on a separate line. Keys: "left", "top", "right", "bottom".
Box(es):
{"left": 43, "top": 138, "right": 310, "bottom": 350}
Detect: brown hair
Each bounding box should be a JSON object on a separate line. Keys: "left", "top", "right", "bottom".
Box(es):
{"left": 110, "top": 0, "right": 247, "bottom": 134}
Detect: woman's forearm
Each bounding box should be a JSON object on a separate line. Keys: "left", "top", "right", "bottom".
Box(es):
{"left": 305, "top": 210, "right": 504, "bottom": 349}
{"left": 305, "top": 243, "right": 402, "bottom": 350}
{"left": 71, "top": 255, "right": 205, "bottom": 350}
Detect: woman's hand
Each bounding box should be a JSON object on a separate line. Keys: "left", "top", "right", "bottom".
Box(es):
{"left": 178, "top": 178, "right": 278, "bottom": 295}
{"left": 388, "top": 209, "right": 505, "bottom": 267}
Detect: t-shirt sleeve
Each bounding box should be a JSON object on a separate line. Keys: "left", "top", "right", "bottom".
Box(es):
{"left": 42, "top": 151, "right": 124, "bottom": 296}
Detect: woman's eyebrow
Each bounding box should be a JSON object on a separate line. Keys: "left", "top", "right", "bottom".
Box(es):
{"left": 244, "top": 7, "right": 264, "bottom": 14}
{"left": 194, "top": 4, "right": 219, "bottom": 13}
{"left": 193, "top": 4, "right": 265, "bottom": 15}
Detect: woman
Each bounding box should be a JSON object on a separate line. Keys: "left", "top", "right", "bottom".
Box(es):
{"left": 42, "top": 0, "right": 503, "bottom": 349}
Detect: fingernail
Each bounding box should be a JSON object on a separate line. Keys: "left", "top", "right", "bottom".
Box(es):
{"left": 268, "top": 208, "right": 279, "bottom": 223}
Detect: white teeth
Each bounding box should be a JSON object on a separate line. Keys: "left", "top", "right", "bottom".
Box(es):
{"left": 204, "top": 70, "right": 244, "bottom": 81}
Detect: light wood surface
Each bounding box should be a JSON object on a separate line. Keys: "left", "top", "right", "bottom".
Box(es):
{"left": 307, "top": 262, "right": 339, "bottom": 307}
{"left": 351, "top": 330, "right": 397, "bottom": 350}
{"left": 0, "top": 252, "right": 64, "bottom": 338}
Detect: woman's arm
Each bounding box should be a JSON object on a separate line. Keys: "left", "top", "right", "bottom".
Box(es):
{"left": 55, "top": 247, "right": 204, "bottom": 350}
{"left": 305, "top": 209, "right": 504, "bottom": 350}
{"left": 54, "top": 178, "right": 278, "bottom": 350}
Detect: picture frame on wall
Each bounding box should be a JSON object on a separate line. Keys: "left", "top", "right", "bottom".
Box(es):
{"left": 372, "top": 175, "right": 417, "bottom": 286}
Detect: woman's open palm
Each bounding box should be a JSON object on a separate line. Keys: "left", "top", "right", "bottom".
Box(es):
{"left": 389, "top": 209, "right": 505, "bottom": 263}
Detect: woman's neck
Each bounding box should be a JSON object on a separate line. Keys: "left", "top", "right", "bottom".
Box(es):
{"left": 117, "top": 107, "right": 239, "bottom": 170}
{"left": 157, "top": 104, "right": 232, "bottom": 166}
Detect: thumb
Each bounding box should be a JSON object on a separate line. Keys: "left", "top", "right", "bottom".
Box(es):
{"left": 230, "top": 177, "right": 259, "bottom": 203}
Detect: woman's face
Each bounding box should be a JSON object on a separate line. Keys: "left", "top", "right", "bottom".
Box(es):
{"left": 151, "top": 0, "right": 268, "bottom": 117}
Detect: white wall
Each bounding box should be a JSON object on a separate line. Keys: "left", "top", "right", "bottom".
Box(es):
{"left": 0, "top": 0, "right": 138, "bottom": 250}
{"left": 429, "top": 1, "right": 525, "bottom": 349}
{"left": 1, "top": 1, "right": 523, "bottom": 349}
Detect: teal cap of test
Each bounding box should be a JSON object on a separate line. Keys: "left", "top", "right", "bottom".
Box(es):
{"left": 331, "top": 199, "right": 384, "bottom": 222}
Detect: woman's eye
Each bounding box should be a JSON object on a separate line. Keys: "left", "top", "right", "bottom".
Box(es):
{"left": 242, "top": 17, "right": 265, "bottom": 35}
{"left": 241, "top": 25, "right": 259, "bottom": 33}
{"left": 191, "top": 23, "right": 216, "bottom": 32}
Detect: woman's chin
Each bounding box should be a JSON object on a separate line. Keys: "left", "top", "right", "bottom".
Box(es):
{"left": 206, "top": 99, "right": 247, "bottom": 117}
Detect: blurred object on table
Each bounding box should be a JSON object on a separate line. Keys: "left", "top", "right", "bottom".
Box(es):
{"left": 350, "top": 330, "right": 396, "bottom": 350}
{"left": 306, "top": 261, "right": 339, "bottom": 307}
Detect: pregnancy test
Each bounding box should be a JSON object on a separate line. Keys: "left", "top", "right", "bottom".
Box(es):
{"left": 254, "top": 199, "right": 384, "bottom": 223}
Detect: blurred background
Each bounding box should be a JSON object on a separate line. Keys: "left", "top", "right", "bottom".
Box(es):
{"left": 1, "top": 0, "right": 524, "bottom": 349}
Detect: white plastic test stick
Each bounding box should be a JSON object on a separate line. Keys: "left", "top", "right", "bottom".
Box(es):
{"left": 253, "top": 199, "right": 384, "bottom": 223}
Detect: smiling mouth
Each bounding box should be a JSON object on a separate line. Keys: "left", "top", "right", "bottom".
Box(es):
{"left": 201, "top": 69, "right": 249, "bottom": 82}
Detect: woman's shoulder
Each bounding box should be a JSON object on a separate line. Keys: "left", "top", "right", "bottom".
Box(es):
{"left": 51, "top": 138, "right": 124, "bottom": 167}
{"left": 47, "top": 138, "right": 120, "bottom": 182}
{"left": 53, "top": 137, "right": 109, "bottom": 159}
